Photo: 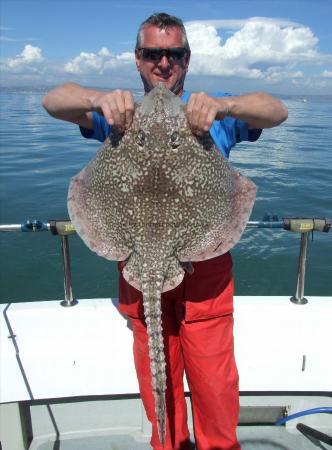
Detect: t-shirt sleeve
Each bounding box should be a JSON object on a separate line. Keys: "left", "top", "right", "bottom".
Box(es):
{"left": 214, "top": 92, "right": 262, "bottom": 147}
{"left": 211, "top": 115, "right": 262, "bottom": 159}
{"left": 79, "top": 112, "right": 112, "bottom": 142}
{"left": 233, "top": 118, "right": 262, "bottom": 143}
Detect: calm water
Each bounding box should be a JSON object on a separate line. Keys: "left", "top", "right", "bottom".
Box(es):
{"left": 0, "top": 87, "right": 331, "bottom": 303}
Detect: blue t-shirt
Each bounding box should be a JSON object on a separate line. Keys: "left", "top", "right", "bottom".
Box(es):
{"left": 80, "top": 90, "right": 262, "bottom": 159}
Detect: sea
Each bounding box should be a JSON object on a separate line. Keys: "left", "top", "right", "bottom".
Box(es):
{"left": 0, "top": 87, "right": 331, "bottom": 304}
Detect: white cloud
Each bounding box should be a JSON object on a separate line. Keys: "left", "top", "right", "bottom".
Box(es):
{"left": 0, "top": 36, "right": 39, "bottom": 42}
{"left": 185, "top": 18, "right": 323, "bottom": 80}
{"left": 185, "top": 22, "right": 223, "bottom": 55}
{"left": 98, "top": 47, "right": 111, "bottom": 58}
{"left": 116, "top": 51, "right": 134, "bottom": 62}
{"left": 292, "top": 77, "right": 329, "bottom": 90}
{"left": 322, "top": 70, "right": 332, "bottom": 78}
{"left": 64, "top": 48, "right": 134, "bottom": 74}
{"left": 0, "top": 36, "right": 18, "bottom": 42}
{"left": 64, "top": 51, "right": 104, "bottom": 74}
{"left": 264, "top": 68, "right": 304, "bottom": 84}
{"left": 185, "top": 17, "right": 302, "bottom": 31}
{"left": 59, "top": 17, "right": 325, "bottom": 80}
{"left": 4, "top": 44, "right": 43, "bottom": 70}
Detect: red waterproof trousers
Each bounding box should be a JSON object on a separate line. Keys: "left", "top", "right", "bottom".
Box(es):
{"left": 118, "top": 253, "right": 241, "bottom": 450}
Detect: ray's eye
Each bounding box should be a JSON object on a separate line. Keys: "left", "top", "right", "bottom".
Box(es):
{"left": 170, "top": 131, "right": 180, "bottom": 149}
{"left": 136, "top": 130, "right": 146, "bottom": 148}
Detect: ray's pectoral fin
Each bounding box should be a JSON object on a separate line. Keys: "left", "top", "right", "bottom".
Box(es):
{"left": 178, "top": 171, "right": 257, "bottom": 261}
{"left": 122, "top": 251, "right": 142, "bottom": 291}
{"left": 67, "top": 167, "right": 131, "bottom": 261}
{"left": 162, "top": 255, "right": 185, "bottom": 292}
{"left": 209, "top": 172, "right": 257, "bottom": 257}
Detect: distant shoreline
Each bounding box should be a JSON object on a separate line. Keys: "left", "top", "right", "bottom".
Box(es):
{"left": 1, "top": 85, "right": 331, "bottom": 102}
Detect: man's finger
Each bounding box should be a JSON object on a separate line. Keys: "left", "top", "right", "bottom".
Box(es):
{"left": 187, "top": 94, "right": 200, "bottom": 130}
{"left": 203, "top": 108, "right": 218, "bottom": 131}
{"left": 111, "top": 92, "right": 126, "bottom": 132}
{"left": 123, "top": 91, "right": 135, "bottom": 130}
{"left": 101, "top": 103, "right": 114, "bottom": 125}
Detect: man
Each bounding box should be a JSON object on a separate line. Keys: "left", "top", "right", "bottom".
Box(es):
{"left": 43, "top": 12, "right": 288, "bottom": 450}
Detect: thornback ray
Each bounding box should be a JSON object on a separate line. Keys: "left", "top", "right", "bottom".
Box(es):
{"left": 67, "top": 83, "right": 257, "bottom": 446}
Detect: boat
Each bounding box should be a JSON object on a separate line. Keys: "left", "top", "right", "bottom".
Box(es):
{"left": 1, "top": 216, "right": 331, "bottom": 450}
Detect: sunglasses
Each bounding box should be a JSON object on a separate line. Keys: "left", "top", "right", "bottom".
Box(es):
{"left": 138, "top": 47, "right": 188, "bottom": 62}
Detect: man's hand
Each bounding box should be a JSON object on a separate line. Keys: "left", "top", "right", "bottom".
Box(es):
{"left": 186, "top": 91, "right": 288, "bottom": 134}
{"left": 91, "top": 89, "right": 135, "bottom": 133}
{"left": 42, "top": 83, "right": 136, "bottom": 131}
{"left": 186, "top": 92, "right": 230, "bottom": 136}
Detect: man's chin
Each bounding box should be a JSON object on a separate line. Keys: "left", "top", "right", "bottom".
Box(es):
{"left": 154, "top": 77, "right": 171, "bottom": 86}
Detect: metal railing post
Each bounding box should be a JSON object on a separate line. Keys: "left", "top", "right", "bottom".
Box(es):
{"left": 290, "top": 232, "right": 309, "bottom": 305}
{"left": 59, "top": 234, "right": 78, "bottom": 307}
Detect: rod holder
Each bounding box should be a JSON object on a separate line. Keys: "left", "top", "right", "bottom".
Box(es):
{"left": 60, "top": 235, "right": 78, "bottom": 307}
{"left": 290, "top": 232, "right": 309, "bottom": 305}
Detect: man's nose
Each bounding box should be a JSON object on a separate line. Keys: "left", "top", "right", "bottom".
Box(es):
{"left": 158, "top": 55, "right": 171, "bottom": 69}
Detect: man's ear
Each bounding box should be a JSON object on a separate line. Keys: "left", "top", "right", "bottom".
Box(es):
{"left": 185, "top": 52, "right": 191, "bottom": 73}
{"left": 135, "top": 50, "right": 141, "bottom": 72}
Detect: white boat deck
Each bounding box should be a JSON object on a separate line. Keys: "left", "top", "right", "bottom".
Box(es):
{"left": 1, "top": 296, "right": 331, "bottom": 449}
{"left": 3, "top": 396, "right": 331, "bottom": 449}
{"left": 26, "top": 426, "right": 332, "bottom": 450}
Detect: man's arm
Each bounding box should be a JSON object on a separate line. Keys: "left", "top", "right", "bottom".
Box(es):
{"left": 186, "top": 91, "right": 288, "bottom": 135}
{"left": 42, "top": 82, "right": 134, "bottom": 133}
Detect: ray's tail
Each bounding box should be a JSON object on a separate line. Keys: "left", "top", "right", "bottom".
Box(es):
{"left": 141, "top": 266, "right": 167, "bottom": 447}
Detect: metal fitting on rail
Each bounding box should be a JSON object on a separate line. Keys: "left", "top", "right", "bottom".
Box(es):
{"left": 49, "top": 220, "right": 75, "bottom": 236}
{"left": 283, "top": 218, "right": 331, "bottom": 233}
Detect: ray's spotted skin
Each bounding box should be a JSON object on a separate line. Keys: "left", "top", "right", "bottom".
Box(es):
{"left": 67, "top": 83, "right": 257, "bottom": 445}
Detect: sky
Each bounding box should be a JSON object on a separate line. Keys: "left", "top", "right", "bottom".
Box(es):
{"left": 1, "top": 0, "right": 332, "bottom": 95}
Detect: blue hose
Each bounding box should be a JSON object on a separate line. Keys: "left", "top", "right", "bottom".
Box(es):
{"left": 275, "top": 407, "right": 332, "bottom": 425}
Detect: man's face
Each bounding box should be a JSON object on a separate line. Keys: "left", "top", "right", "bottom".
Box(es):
{"left": 135, "top": 25, "right": 190, "bottom": 96}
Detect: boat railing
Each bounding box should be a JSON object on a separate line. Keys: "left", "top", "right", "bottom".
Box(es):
{"left": 0, "top": 215, "right": 330, "bottom": 307}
